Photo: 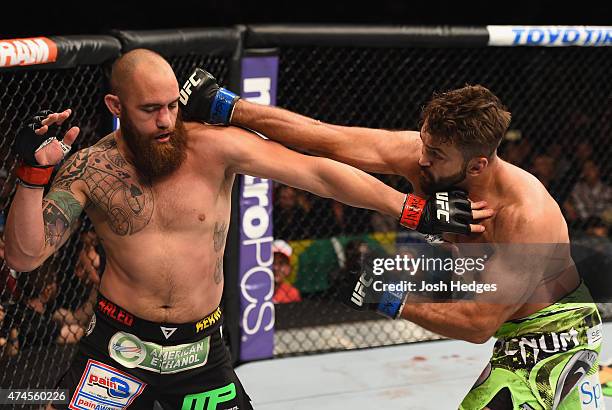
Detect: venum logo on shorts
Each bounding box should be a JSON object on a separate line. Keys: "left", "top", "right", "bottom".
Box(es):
{"left": 108, "top": 332, "right": 147, "bottom": 369}
{"left": 181, "top": 383, "right": 236, "bottom": 410}
{"left": 97, "top": 299, "right": 134, "bottom": 327}
{"left": 69, "top": 359, "right": 146, "bottom": 410}
{"left": 501, "top": 327, "right": 580, "bottom": 364}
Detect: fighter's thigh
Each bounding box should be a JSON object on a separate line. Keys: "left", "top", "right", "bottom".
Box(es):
{"left": 460, "top": 365, "right": 544, "bottom": 410}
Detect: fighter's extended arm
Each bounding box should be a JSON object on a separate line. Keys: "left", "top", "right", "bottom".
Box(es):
{"left": 202, "top": 124, "right": 482, "bottom": 235}
{"left": 180, "top": 68, "right": 422, "bottom": 177}
{"left": 395, "top": 208, "right": 552, "bottom": 343}
{"left": 220, "top": 125, "right": 405, "bottom": 218}
{"left": 5, "top": 110, "right": 84, "bottom": 272}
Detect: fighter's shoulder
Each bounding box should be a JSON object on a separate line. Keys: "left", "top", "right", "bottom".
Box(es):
{"left": 184, "top": 121, "right": 247, "bottom": 148}
{"left": 494, "top": 178, "right": 558, "bottom": 242}
{"left": 53, "top": 134, "right": 119, "bottom": 185}
{"left": 387, "top": 130, "right": 422, "bottom": 178}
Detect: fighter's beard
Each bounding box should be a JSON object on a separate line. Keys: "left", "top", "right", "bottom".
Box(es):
{"left": 419, "top": 162, "right": 468, "bottom": 195}
{"left": 121, "top": 116, "right": 187, "bottom": 180}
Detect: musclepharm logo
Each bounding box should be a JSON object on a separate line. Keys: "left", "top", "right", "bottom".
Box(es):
{"left": 181, "top": 383, "right": 236, "bottom": 410}
{"left": 488, "top": 26, "right": 612, "bottom": 47}
{"left": 435, "top": 192, "right": 450, "bottom": 223}
{"left": 0, "top": 37, "right": 58, "bottom": 67}
{"left": 179, "top": 70, "right": 204, "bottom": 105}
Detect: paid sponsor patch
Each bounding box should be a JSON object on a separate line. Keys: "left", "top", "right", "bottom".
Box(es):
{"left": 69, "top": 359, "right": 146, "bottom": 410}
{"left": 109, "top": 332, "right": 210, "bottom": 374}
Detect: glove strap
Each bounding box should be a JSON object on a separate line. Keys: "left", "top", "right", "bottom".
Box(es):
{"left": 210, "top": 88, "right": 239, "bottom": 124}
{"left": 399, "top": 193, "right": 427, "bottom": 230}
{"left": 16, "top": 161, "right": 53, "bottom": 188}
{"left": 376, "top": 287, "right": 409, "bottom": 319}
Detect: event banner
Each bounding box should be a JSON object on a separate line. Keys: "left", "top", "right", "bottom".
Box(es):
{"left": 238, "top": 53, "right": 279, "bottom": 361}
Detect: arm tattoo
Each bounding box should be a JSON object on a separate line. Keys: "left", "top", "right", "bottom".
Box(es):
{"left": 213, "top": 222, "right": 227, "bottom": 252}
{"left": 213, "top": 222, "right": 228, "bottom": 284}
{"left": 84, "top": 139, "right": 153, "bottom": 236}
{"left": 43, "top": 191, "right": 83, "bottom": 247}
{"left": 214, "top": 257, "right": 223, "bottom": 284}
{"left": 57, "top": 136, "right": 154, "bottom": 236}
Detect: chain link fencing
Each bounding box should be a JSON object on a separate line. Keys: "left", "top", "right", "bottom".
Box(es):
{"left": 271, "top": 45, "right": 612, "bottom": 356}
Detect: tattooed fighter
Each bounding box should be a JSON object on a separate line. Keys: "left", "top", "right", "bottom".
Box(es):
{"left": 5, "top": 49, "right": 489, "bottom": 409}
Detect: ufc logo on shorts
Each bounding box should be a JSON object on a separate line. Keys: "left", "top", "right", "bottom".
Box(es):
{"left": 179, "top": 72, "right": 203, "bottom": 105}
{"left": 435, "top": 192, "right": 450, "bottom": 223}
{"left": 351, "top": 273, "right": 373, "bottom": 306}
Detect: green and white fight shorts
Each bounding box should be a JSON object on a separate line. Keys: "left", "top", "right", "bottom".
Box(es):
{"left": 460, "top": 283, "right": 604, "bottom": 410}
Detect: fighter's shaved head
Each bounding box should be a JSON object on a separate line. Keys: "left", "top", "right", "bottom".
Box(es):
{"left": 110, "top": 48, "right": 174, "bottom": 98}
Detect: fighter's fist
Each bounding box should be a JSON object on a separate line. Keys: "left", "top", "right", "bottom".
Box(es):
{"left": 400, "top": 190, "right": 479, "bottom": 235}
{"left": 179, "top": 68, "right": 240, "bottom": 125}
{"left": 15, "top": 109, "right": 80, "bottom": 188}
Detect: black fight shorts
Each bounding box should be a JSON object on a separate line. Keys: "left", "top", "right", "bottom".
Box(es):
{"left": 54, "top": 293, "right": 252, "bottom": 410}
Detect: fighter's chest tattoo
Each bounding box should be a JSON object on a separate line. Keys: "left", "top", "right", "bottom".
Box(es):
{"left": 77, "top": 138, "right": 154, "bottom": 236}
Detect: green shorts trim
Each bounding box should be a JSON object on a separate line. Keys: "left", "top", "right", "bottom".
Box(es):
{"left": 460, "top": 284, "right": 605, "bottom": 410}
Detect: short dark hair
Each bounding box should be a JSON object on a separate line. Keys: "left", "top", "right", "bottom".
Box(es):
{"left": 420, "top": 84, "right": 512, "bottom": 159}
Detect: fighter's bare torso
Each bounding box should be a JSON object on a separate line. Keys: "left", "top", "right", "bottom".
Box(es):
{"left": 66, "top": 124, "right": 233, "bottom": 323}
{"left": 398, "top": 131, "right": 580, "bottom": 320}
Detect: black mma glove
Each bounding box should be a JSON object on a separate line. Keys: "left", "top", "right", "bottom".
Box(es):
{"left": 339, "top": 253, "right": 409, "bottom": 319}
{"left": 15, "top": 110, "right": 71, "bottom": 188}
{"left": 179, "top": 68, "right": 240, "bottom": 125}
{"left": 399, "top": 190, "right": 473, "bottom": 235}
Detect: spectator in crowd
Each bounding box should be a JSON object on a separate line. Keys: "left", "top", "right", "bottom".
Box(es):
{"left": 0, "top": 304, "right": 19, "bottom": 360}
{"left": 499, "top": 138, "right": 532, "bottom": 169}
{"left": 370, "top": 211, "right": 397, "bottom": 233}
{"left": 574, "top": 141, "right": 594, "bottom": 167}
{"left": 545, "top": 143, "right": 572, "bottom": 182}
{"left": 529, "top": 154, "right": 568, "bottom": 204}
{"left": 563, "top": 160, "right": 612, "bottom": 226}
{"left": 0, "top": 261, "right": 77, "bottom": 350}
{"left": 0, "top": 230, "right": 103, "bottom": 352}
{"left": 328, "top": 200, "right": 368, "bottom": 236}
{"left": 273, "top": 185, "right": 314, "bottom": 240}
{"left": 272, "top": 239, "right": 301, "bottom": 304}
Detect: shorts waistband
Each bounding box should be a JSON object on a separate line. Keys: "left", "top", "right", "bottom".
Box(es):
{"left": 95, "top": 293, "right": 223, "bottom": 343}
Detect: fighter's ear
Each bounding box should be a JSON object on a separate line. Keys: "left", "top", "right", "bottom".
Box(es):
{"left": 468, "top": 157, "right": 488, "bottom": 175}
{"left": 104, "top": 94, "right": 121, "bottom": 117}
